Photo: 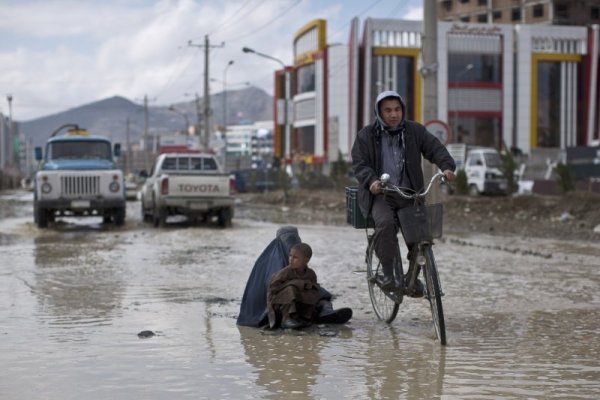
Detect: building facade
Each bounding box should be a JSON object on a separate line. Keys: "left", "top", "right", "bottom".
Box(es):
{"left": 274, "top": 16, "right": 600, "bottom": 170}
{"left": 438, "top": 0, "right": 600, "bottom": 27}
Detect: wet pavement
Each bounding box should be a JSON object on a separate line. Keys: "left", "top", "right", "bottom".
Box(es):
{"left": 1, "top": 190, "right": 599, "bottom": 399}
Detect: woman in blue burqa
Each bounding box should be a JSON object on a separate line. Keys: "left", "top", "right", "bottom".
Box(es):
{"left": 236, "top": 226, "right": 352, "bottom": 328}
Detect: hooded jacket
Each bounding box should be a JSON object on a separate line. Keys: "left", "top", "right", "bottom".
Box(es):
{"left": 351, "top": 91, "right": 456, "bottom": 219}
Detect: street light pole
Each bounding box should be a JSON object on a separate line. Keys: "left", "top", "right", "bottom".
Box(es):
{"left": 168, "top": 106, "right": 190, "bottom": 134}
{"left": 223, "top": 60, "right": 234, "bottom": 170}
{"left": 242, "top": 47, "right": 290, "bottom": 162}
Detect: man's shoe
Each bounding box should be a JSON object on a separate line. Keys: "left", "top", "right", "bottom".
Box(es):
{"left": 377, "top": 275, "right": 397, "bottom": 291}
{"left": 407, "top": 278, "right": 424, "bottom": 298}
{"left": 281, "top": 318, "right": 309, "bottom": 330}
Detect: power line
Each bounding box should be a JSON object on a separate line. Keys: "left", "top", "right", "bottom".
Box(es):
{"left": 329, "top": 0, "right": 388, "bottom": 41}
{"left": 219, "top": 0, "right": 303, "bottom": 44}
{"left": 207, "top": 0, "right": 268, "bottom": 37}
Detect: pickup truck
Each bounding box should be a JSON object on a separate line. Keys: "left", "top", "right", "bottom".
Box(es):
{"left": 447, "top": 144, "right": 508, "bottom": 195}
{"left": 33, "top": 124, "right": 126, "bottom": 228}
{"left": 140, "top": 153, "right": 235, "bottom": 227}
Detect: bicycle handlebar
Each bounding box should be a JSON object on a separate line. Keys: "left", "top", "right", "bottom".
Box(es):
{"left": 380, "top": 172, "right": 446, "bottom": 200}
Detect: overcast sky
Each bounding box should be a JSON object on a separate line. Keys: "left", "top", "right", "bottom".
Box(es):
{"left": 0, "top": 0, "right": 423, "bottom": 121}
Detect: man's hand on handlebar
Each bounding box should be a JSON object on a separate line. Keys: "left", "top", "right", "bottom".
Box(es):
{"left": 369, "top": 180, "right": 384, "bottom": 195}
{"left": 442, "top": 169, "right": 456, "bottom": 182}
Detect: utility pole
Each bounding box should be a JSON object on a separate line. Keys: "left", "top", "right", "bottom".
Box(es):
{"left": 423, "top": 0, "right": 440, "bottom": 202}
{"left": 189, "top": 35, "right": 225, "bottom": 152}
{"left": 125, "top": 117, "right": 132, "bottom": 174}
{"left": 143, "top": 94, "right": 150, "bottom": 171}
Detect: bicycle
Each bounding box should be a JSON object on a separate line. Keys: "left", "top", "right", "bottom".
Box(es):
{"left": 363, "top": 172, "right": 447, "bottom": 345}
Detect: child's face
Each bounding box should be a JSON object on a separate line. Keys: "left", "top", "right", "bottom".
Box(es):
{"left": 289, "top": 248, "right": 308, "bottom": 270}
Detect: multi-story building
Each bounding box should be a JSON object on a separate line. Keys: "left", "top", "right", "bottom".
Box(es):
{"left": 438, "top": 0, "right": 600, "bottom": 26}
{"left": 272, "top": 14, "right": 599, "bottom": 173}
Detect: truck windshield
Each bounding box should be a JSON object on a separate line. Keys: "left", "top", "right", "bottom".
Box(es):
{"left": 48, "top": 141, "right": 112, "bottom": 160}
{"left": 484, "top": 152, "right": 502, "bottom": 168}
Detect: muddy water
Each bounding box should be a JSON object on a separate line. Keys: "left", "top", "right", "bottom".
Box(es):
{"left": 1, "top": 191, "right": 599, "bottom": 399}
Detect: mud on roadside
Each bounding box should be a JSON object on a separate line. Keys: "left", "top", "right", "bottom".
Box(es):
{"left": 236, "top": 188, "right": 600, "bottom": 242}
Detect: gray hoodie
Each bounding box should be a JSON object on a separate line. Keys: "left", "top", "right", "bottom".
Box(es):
{"left": 374, "top": 90, "right": 406, "bottom": 131}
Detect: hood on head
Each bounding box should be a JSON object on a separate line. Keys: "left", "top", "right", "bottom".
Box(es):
{"left": 374, "top": 90, "right": 406, "bottom": 129}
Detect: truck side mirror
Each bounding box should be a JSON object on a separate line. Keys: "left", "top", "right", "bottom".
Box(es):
{"left": 34, "top": 147, "right": 43, "bottom": 161}
{"left": 139, "top": 170, "right": 148, "bottom": 179}
{"left": 476, "top": 159, "right": 483, "bottom": 166}
{"left": 113, "top": 143, "right": 122, "bottom": 157}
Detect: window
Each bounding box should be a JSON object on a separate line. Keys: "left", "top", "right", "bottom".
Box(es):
{"left": 477, "top": 13, "right": 487, "bottom": 22}
{"left": 441, "top": 0, "right": 452, "bottom": 12}
{"left": 478, "top": 0, "right": 486, "bottom": 5}
{"left": 555, "top": 3, "right": 568, "bottom": 18}
{"left": 511, "top": 7, "right": 521, "bottom": 21}
{"left": 296, "top": 63, "right": 315, "bottom": 94}
{"left": 162, "top": 157, "right": 177, "bottom": 170}
{"left": 537, "top": 61, "right": 561, "bottom": 147}
{"left": 533, "top": 4, "right": 544, "bottom": 18}
{"left": 460, "top": 16, "right": 470, "bottom": 22}
{"left": 448, "top": 53, "right": 502, "bottom": 83}
{"left": 49, "top": 141, "right": 111, "bottom": 160}
{"left": 493, "top": 11, "right": 501, "bottom": 20}
{"left": 592, "top": 6, "right": 599, "bottom": 19}
{"left": 176, "top": 157, "right": 188, "bottom": 170}
{"left": 468, "top": 154, "right": 483, "bottom": 166}
{"left": 296, "top": 126, "right": 315, "bottom": 154}
{"left": 460, "top": 0, "right": 470, "bottom": 3}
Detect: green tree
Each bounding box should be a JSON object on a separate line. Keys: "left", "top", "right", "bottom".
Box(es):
{"left": 500, "top": 151, "right": 518, "bottom": 194}
{"left": 553, "top": 162, "right": 575, "bottom": 193}
{"left": 454, "top": 169, "right": 469, "bottom": 195}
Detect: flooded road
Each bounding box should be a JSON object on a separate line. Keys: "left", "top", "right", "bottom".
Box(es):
{"left": 1, "top": 191, "right": 599, "bottom": 399}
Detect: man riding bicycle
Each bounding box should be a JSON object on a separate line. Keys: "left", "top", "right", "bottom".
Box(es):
{"left": 351, "top": 90, "right": 456, "bottom": 292}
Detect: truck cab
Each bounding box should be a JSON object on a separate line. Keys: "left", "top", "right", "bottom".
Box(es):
{"left": 446, "top": 144, "right": 508, "bottom": 196}
{"left": 33, "top": 125, "right": 126, "bottom": 228}
{"left": 464, "top": 148, "right": 508, "bottom": 195}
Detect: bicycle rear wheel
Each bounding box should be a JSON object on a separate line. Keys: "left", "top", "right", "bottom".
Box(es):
{"left": 366, "top": 236, "right": 401, "bottom": 323}
{"left": 421, "top": 245, "right": 446, "bottom": 345}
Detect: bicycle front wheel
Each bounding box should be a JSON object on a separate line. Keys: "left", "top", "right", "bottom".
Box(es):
{"left": 366, "top": 237, "right": 400, "bottom": 323}
{"left": 422, "top": 245, "right": 447, "bottom": 345}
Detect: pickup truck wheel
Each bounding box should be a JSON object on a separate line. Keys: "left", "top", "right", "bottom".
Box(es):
{"left": 36, "top": 206, "right": 48, "bottom": 228}
{"left": 153, "top": 206, "right": 167, "bottom": 227}
{"left": 140, "top": 199, "right": 151, "bottom": 222}
{"left": 103, "top": 215, "right": 112, "bottom": 224}
{"left": 469, "top": 184, "right": 480, "bottom": 196}
{"left": 218, "top": 207, "right": 232, "bottom": 228}
{"left": 114, "top": 207, "right": 125, "bottom": 226}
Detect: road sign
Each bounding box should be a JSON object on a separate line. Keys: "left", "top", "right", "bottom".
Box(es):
{"left": 425, "top": 119, "right": 452, "bottom": 145}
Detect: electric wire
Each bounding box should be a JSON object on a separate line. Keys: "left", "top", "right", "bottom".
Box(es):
{"left": 218, "top": 0, "right": 303, "bottom": 44}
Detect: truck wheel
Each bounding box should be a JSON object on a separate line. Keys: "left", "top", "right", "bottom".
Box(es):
{"left": 469, "top": 184, "right": 480, "bottom": 196}
{"left": 36, "top": 206, "right": 48, "bottom": 228}
{"left": 153, "top": 206, "right": 167, "bottom": 227}
{"left": 103, "top": 215, "right": 112, "bottom": 224}
{"left": 218, "top": 207, "right": 233, "bottom": 228}
{"left": 140, "top": 200, "right": 151, "bottom": 222}
{"left": 114, "top": 207, "right": 125, "bottom": 226}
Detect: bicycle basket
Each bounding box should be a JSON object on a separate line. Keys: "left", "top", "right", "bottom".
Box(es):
{"left": 397, "top": 203, "right": 443, "bottom": 243}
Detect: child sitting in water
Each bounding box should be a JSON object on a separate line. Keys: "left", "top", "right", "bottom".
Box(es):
{"left": 266, "top": 243, "right": 320, "bottom": 329}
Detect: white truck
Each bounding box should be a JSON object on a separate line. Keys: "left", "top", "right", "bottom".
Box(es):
{"left": 33, "top": 124, "right": 126, "bottom": 228}
{"left": 140, "top": 153, "right": 235, "bottom": 227}
{"left": 447, "top": 144, "right": 508, "bottom": 195}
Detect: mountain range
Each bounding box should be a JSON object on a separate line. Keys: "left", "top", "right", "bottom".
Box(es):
{"left": 18, "top": 86, "right": 273, "bottom": 148}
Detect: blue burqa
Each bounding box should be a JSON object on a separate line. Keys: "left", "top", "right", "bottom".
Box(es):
{"left": 236, "top": 226, "right": 331, "bottom": 327}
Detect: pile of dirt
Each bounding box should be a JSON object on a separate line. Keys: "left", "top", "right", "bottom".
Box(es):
{"left": 238, "top": 189, "right": 600, "bottom": 242}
